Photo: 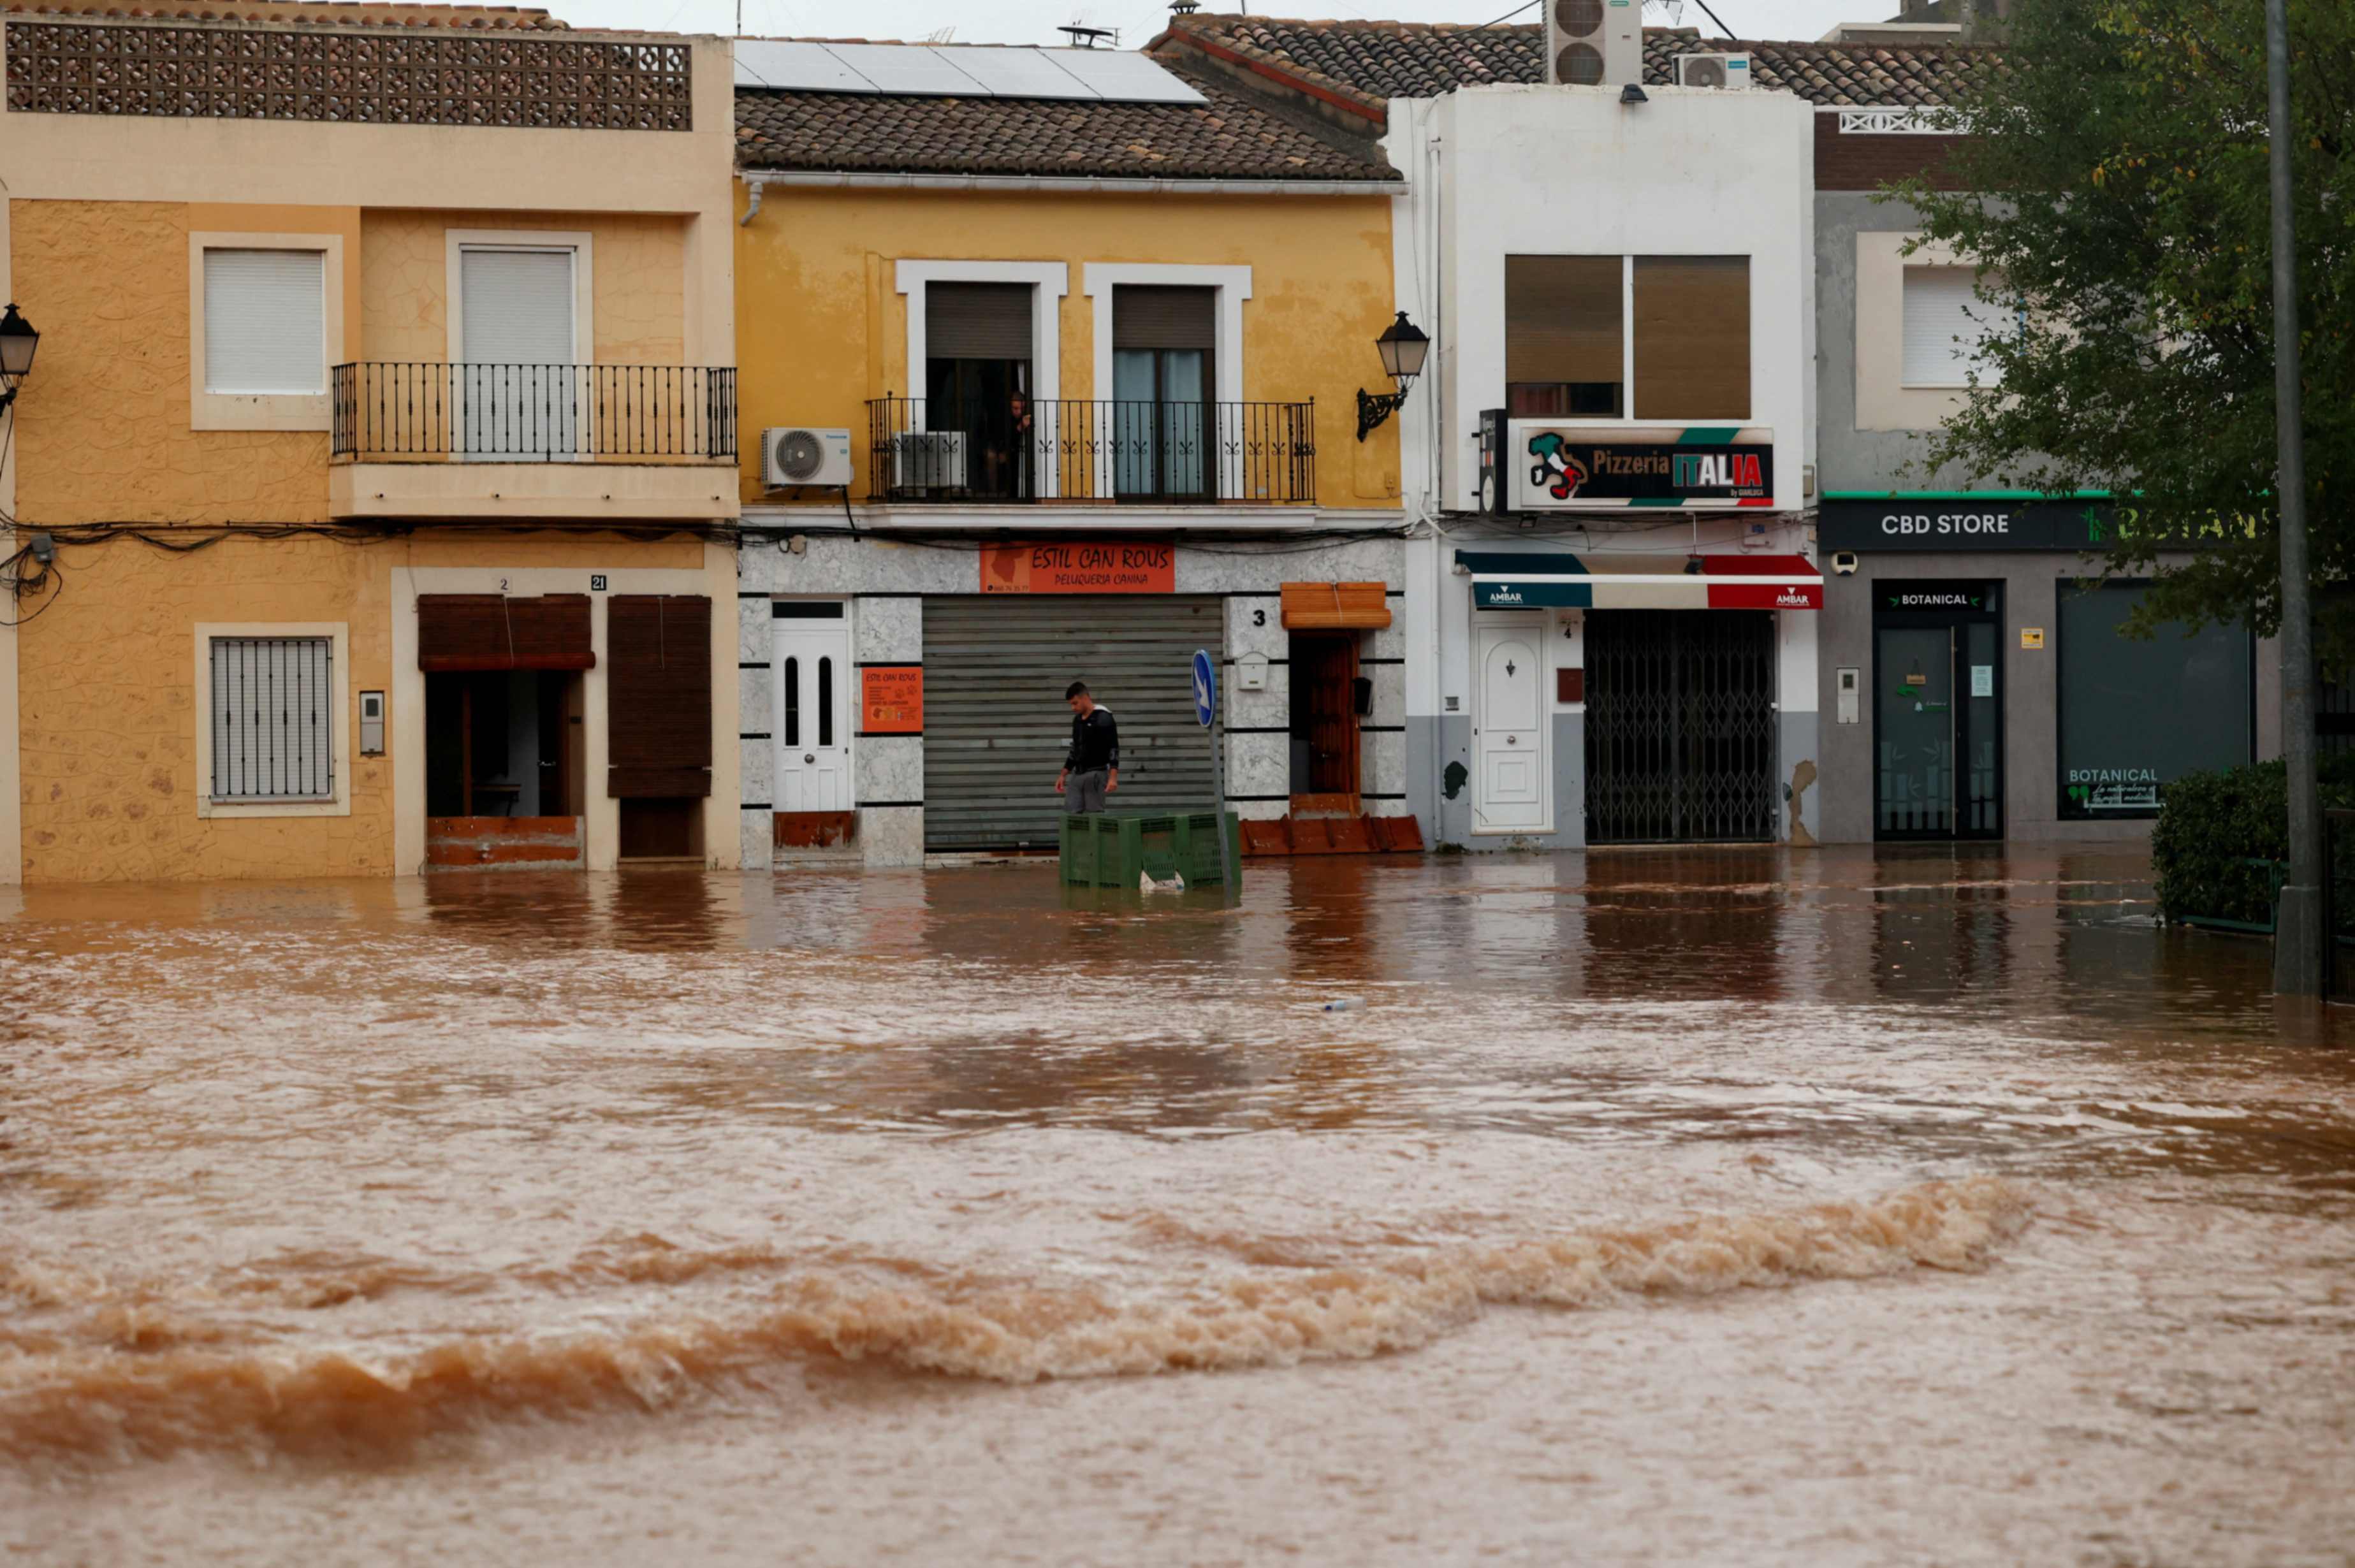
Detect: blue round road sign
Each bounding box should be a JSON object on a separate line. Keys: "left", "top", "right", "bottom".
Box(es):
{"left": 1191, "top": 649, "right": 1217, "bottom": 729}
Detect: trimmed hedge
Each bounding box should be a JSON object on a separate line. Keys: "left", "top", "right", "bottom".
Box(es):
{"left": 2150, "top": 757, "right": 2355, "bottom": 926}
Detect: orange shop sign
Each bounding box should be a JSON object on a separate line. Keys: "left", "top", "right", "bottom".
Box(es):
{"left": 981, "top": 541, "right": 1176, "bottom": 595}
{"left": 861, "top": 666, "right": 924, "bottom": 734}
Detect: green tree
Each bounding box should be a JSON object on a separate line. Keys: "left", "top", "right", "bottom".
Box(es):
{"left": 1897, "top": 0, "right": 2352, "bottom": 652}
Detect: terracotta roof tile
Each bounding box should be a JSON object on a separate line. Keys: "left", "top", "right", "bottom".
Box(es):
{"left": 0, "top": 2, "right": 566, "bottom": 28}
{"left": 733, "top": 56, "right": 1396, "bottom": 182}
{"left": 1158, "top": 15, "right": 2005, "bottom": 112}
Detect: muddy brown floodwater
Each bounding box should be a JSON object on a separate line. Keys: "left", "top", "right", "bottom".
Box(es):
{"left": 3, "top": 846, "right": 2352, "bottom": 1565}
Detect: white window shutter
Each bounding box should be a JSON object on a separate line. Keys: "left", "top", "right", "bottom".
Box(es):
{"left": 1901, "top": 266, "right": 2000, "bottom": 388}
{"left": 460, "top": 249, "right": 576, "bottom": 364}
{"left": 204, "top": 249, "right": 326, "bottom": 395}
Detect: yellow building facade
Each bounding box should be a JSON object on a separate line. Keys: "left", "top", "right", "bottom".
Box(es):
{"left": 727, "top": 41, "right": 1413, "bottom": 867}
{"left": 1, "top": 4, "right": 741, "bottom": 883}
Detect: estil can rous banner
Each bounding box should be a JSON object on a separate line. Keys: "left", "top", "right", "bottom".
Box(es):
{"left": 981, "top": 541, "right": 1176, "bottom": 594}
{"left": 1508, "top": 423, "right": 1775, "bottom": 510}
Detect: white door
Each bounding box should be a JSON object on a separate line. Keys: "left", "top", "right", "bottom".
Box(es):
{"left": 459, "top": 247, "right": 578, "bottom": 460}
{"left": 773, "top": 609, "right": 851, "bottom": 813}
{"left": 1474, "top": 616, "right": 1549, "bottom": 832}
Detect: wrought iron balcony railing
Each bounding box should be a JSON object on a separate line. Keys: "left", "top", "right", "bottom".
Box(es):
{"left": 332, "top": 363, "right": 738, "bottom": 461}
{"left": 864, "top": 396, "right": 1316, "bottom": 505}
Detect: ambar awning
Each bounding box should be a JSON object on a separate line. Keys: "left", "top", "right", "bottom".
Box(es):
{"left": 1281, "top": 581, "right": 1393, "bottom": 630}
{"left": 1456, "top": 551, "right": 1821, "bottom": 611}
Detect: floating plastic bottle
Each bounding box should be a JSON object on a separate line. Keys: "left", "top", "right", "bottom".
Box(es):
{"left": 1320, "top": 998, "right": 1364, "bottom": 1013}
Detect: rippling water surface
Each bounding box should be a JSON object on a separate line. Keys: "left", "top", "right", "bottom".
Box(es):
{"left": 4, "top": 848, "right": 2352, "bottom": 1565}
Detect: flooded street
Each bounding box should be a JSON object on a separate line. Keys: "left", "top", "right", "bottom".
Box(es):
{"left": 4, "top": 848, "right": 2352, "bottom": 1565}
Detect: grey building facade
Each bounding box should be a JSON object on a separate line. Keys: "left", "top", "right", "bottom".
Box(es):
{"left": 1814, "top": 156, "right": 2277, "bottom": 846}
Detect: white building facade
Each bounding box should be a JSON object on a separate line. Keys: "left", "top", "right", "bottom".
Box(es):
{"left": 1385, "top": 82, "right": 1823, "bottom": 850}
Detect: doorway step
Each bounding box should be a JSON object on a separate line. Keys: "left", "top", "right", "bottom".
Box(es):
{"left": 1239, "top": 816, "right": 1425, "bottom": 857}
{"left": 427, "top": 816, "right": 585, "bottom": 871}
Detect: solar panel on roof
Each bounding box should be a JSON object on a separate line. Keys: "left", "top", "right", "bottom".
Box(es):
{"left": 946, "top": 47, "right": 1098, "bottom": 100}
{"left": 730, "top": 41, "right": 1208, "bottom": 105}
{"left": 1050, "top": 49, "right": 1206, "bottom": 105}
{"left": 826, "top": 43, "right": 992, "bottom": 96}
{"left": 732, "top": 41, "right": 877, "bottom": 92}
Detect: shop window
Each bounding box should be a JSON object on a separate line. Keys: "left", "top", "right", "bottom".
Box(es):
{"left": 1902, "top": 266, "right": 2004, "bottom": 389}
{"left": 1505, "top": 254, "right": 1750, "bottom": 419}
{"left": 203, "top": 248, "right": 326, "bottom": 395}
{"left": 209, "top": 636, "right": 335, "bottom": 802}
{"left": 2057, "top": 581, "right": 2252, "bottom": 819}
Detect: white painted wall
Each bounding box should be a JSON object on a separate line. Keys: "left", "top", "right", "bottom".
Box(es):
{"left": 1382, "top": 83, "right": 1821, "bottom": 845}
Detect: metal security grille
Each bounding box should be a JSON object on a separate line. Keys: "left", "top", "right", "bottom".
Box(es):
{"left": 210, "top": 637, "right": 333, "bottom": 802}
{"left": 922, "top": 595, "right": 1225, "bottom": 851}
{"left": 1584, "top": 610, "right": 1777, "bottom": 843}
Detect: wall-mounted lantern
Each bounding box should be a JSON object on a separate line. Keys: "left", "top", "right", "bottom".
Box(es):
{"left": 0, "top": 303, "right": 38, "bottom": 415}
{"left": 1355, "top": 310, "right": 1429, "bottom": 442}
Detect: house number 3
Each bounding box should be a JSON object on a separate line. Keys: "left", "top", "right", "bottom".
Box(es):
{"left": 1253, "top": 609, "right": 1267, "bottom": 627}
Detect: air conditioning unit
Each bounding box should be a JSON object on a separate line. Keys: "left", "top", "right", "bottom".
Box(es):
{"left": 1545, "top": 0, "right": 1641, "bottom": 87}
{"left": 1676, "top": 52, "right": 1754, "bottom": 89}
{"left": 761, "top": 426, "right": 852, "bottom": 488}
{"left": 891, "top": 430, "right": 968, "bottom": 491}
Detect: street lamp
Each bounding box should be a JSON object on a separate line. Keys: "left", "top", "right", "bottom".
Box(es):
{"left": 0, "top": 303, "right": 38, "bottom": 415}
{"left": 1357, "top": 310, "right": 1429, "bottom": 442}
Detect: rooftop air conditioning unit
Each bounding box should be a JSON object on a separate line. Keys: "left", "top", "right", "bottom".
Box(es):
{"left": 761, "top": 426, "right": 852, "bottom": 488}
{"left": 891, "top": 430, "right": 968, "bottom": 492}
{"left": 1544, "top": 0, "right": 1640, "bottom": 87}
{"left": 1676, "top": 52, "right": 1754, "bottom": 89}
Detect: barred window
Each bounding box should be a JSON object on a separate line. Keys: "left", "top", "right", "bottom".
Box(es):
{"left": 210, "top": 637, "right": 335, "bottom": 802}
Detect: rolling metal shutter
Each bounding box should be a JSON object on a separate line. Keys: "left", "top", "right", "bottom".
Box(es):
{"left": 607, "top": 594, "right": 712, "bottom": 799}
{"left": 926, "top": 282, "right": 1033, "bottom": 359}
{"left": 922, "top": 595, "right": 1225, "bottom": 851}
{"left": 1112, "top": 285, "right": 1216, "bottom": 349}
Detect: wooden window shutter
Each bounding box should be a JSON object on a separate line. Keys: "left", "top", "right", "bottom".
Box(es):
{"left": 1112, "top": 286, "right": 1216, "bottom": 350}
{"left": 926, "top": 282, "right": 1033, "bottom": 360}
{"left": 417, "top": 594, "right": 594, "bottom": 672}
{"left": 1505, "top": 254, "right": 1624, "bottom": 387}
{"left": 607, "top": 594, "right": 713, "bottom": 799}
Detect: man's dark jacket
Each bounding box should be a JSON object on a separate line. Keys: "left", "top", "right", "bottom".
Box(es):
{"left": 1065, "top": 707, "right": 1118, "bottom": 773}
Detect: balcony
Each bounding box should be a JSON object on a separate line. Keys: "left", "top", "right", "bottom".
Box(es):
{"left": 864, "top": 396, "right": 1316, "bottom": 508}
{"left": 328, "top": 362, "right": 739, "bottom": 523}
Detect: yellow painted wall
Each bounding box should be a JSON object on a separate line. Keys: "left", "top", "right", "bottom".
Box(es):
{"left": 732, "top": 187, "right": 1403, "bottom": 507}
{"left": 10, "top": 199, "right": 344, "bottom": 525}
{"left": 360, "top": 210, "right": 689, "bottom": 364}
{"left": 13, "top": 532, "right": 701, "bottom": 884}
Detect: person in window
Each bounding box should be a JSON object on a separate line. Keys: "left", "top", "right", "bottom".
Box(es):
{"left": 1007, "top": 391, "right": 1034, "bottom": 500}
{"left": 1056, "top": 680, "right": 1119, "bottom": 814}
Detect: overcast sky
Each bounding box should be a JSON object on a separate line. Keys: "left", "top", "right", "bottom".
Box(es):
{"left": 556, "top": 1, "right": 1891, "bottom": 50}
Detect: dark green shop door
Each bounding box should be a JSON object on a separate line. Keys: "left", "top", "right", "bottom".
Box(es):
{"left": 1874, "top": 584, "right": 2002, "bottom": 840}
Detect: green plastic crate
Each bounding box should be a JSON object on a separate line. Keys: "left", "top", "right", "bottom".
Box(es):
{"left": 1058, "top": 811, "right": 1241, "bottom": 889}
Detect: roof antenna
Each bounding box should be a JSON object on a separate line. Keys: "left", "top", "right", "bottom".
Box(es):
{"left": 1058, "top": 24, "right": 1119, "bottom": 48}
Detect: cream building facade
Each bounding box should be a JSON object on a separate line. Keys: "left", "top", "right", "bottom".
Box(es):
{"left": 1, "top": 3, "right": 740, "bottom": 881}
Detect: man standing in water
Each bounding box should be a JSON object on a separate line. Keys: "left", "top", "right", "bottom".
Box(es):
{"left": 1056, "top": 680, "right": 1119, "bottom": 813}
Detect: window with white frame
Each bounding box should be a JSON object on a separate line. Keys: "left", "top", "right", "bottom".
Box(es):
{"left": 202, "top": 249, "right": 327, "bottom": 395}
{"left": 1901, "top": 266, "right": 2003, "bottom": 388}
{"left": 208, "top": 637, "right": 335, "bottom": 802}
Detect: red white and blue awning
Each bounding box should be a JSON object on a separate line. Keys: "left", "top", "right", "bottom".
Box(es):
{"left": 1458, "top": 551, "right": 1822, "bottom": 611}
